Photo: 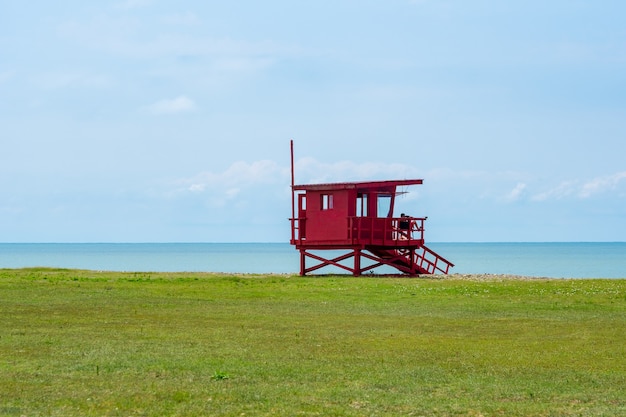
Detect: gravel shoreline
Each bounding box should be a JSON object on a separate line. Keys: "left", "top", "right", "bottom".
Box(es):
{"left": 442, "top": 273, "right": 553, "bottom": 281}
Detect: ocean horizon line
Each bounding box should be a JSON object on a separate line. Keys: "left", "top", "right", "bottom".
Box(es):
{"left": 1, "top": 241, "right": 625, "bottom": 244}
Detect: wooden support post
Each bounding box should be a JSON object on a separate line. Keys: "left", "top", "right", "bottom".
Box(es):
{"left": 354, "top": 248, "right": 361, "bottom": 277}
{"left": 299, "top": 249, "right": 306, "bottom": 276}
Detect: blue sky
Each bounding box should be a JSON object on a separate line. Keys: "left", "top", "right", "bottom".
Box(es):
{"left": 1, "top": 0, "right": 625, "bottom": 242}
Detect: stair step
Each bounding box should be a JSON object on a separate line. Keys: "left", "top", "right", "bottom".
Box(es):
{"left": 367, "top": 245, "right": 454, "bottom": 275}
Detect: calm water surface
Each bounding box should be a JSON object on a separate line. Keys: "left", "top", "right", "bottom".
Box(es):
{"left": 0, "top": 242, "right": 625, "bottom": 278}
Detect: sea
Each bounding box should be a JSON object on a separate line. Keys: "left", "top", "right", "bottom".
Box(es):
{"left": 0, "top": 242, "right": 625, "bottom": 278}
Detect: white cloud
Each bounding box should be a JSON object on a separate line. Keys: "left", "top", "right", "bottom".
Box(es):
{"left": 148, "top": 95, "right": 195, "bottom": 114}
{"left": 579, "top": 171, "right": 626, "bottom": 198}
{"left": 170, "top": 158, "right": 435, "bottom": 214}
{"left": 177, "top": 160, "right": 284, "bottom": 192}
{"left": 175, "top": 158, "right": 427, "bottom": 207}
{"left": 531, "top": 181, "right": 578, "bottom": 202}
{"left": 530, "top": 171, "right": 626, "bottom": 202}
{"left": 188, "top": 184, "right": 205, "bottom": 193}
{"left": 172, "top": 160, "right": 285, "bottom": 208}
{"left": 503, "top": 182, "right": 527, "bottom": 202}
{"left": 291, "top": 162, "right": 626, "bottom": 206}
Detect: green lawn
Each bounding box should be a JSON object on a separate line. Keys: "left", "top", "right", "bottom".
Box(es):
{"left": 1, "top": 268, "right": 625, "bottom": 416}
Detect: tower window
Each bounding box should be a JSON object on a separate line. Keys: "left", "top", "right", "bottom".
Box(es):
{"left": 321, "top": 194, "right": 334, "bottom": 210}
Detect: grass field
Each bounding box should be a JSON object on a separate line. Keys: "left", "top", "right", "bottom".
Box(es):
{"left": 1, "top": 268, "right": 625, "bottom": 416}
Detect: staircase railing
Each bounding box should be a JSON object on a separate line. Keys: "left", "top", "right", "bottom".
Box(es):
{"left": 413, "top": 246, "right": 455, "bottom": 274}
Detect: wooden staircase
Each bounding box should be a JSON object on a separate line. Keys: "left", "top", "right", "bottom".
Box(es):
{"left": 367, "top": 245, "right": 454, "bottom": 275}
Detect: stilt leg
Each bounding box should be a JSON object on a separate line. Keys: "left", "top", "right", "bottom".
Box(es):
{"left": 299, "top": 250, "right": 306, "bottom": 276}
{"left": 354, "top": 249, "right": 361, "bottom": 277}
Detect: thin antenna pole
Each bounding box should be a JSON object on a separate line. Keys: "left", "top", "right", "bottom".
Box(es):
{"left": 290, "top": 139, "right": 295, "bottom": 242}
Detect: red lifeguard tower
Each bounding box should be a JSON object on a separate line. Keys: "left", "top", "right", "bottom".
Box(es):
{"left": 289, "top": 142, "right": 453, "bottom": 276}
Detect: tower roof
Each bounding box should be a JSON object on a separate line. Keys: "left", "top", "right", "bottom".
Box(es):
{"left": 293, "top": 179, "right": 423, "bottom": 192}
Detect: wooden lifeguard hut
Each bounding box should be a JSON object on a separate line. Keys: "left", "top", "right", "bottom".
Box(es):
{"left": 289, "top": 141, "right": 454, "bottom": 276}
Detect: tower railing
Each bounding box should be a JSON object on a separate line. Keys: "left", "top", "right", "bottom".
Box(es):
{"left": 291, "top": 216, "right": 429, "bottom": 248}
{"left": 348, "top": 216, "right": 425, "bottom": 246}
